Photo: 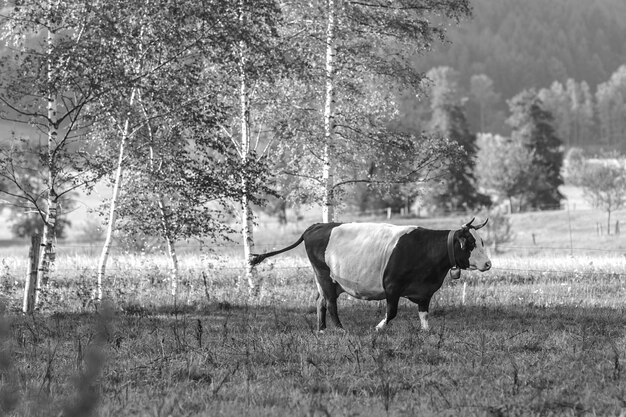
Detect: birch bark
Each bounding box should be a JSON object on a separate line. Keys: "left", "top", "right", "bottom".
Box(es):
{"left": 35, "top": 13, "right": 59, "bottom": 306}
{"left": 322, "top": 0, "right": 336, "bottom": 223}
{"left": 238, "top": 0, "right": 259, "bottom": 294}
{"left": 95, "top": 15, "right": 148, "bottom": 301}
{"left": 145, "top": 121, "right": 180, "bottom": 297}
{"left": 157, "top": 195, "right": 179, "bottom": 297}
{"left": 96, "top": 88, "right": 137, "bottom": 301}
{"left": 35, "top": 196, "right": 57, "bottom": 305}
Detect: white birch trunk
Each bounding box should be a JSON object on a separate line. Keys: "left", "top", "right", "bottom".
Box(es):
{"left": 35, "top": 196, "right": 57, "bottom": 306}
{"left": 240, "top": 73, "right": 259, "bottom": 293}
{"left": 322, "top": 0, "right": 336, "bottom": 224}
{"left": 35, "top": 17, "right": 58, "bottom": 306}
{"left": 149, "top": 143, "right": 180, "bottom": 297}
{"left": 322, "top": 144, "right": 335, "bottom": 223}
{"left": 96, "top": 89, "right": 137, "bottom": 301}
{"left": 238, "top": 0, "right": 259, "bottom": 294}
{"left": 158, "top": 197, "right": 179, "bottom": 297}
{"left": 139, "top": 85, "right": 180, "bottom": 298}
{"left": 242, "top": 191, "right": 259, "bottom": 293}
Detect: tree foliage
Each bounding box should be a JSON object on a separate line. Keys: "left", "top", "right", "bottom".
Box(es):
{"left": 476, "top": 133, "right": 535, "bottom": 211}
{"left": 469, "top": 73, "right": 501, "bottom": 133}
{"left": 595, "top": 65, "right": 626, "bottom": 148}
{"left": 481, "top": 208, "right": 513, "bottom": 252}
{"left": 571, "top": 156, "right": 626, "bottom": 234}
{"left": 538, "top": 79, "right": 595, "bottom": 148}
{"left": 82, "top": 0, "right": 281, "bottom": 246}
{"left": 268, "top": 0, "right": 471, "bottom": 218}
{"left": 0, "top": 0, "right": 109, "bottom": 221}
{"left": 429, "top": 103, "right": 490, "bottom": 212}
{"left": 507, "top": 90, "right": 564, "bottom": 209}
{"left": 10, "top": 212, "right": 71, "bottom": 240}
{"left": 425, "top": 66, "right": 490, "bottom": 212}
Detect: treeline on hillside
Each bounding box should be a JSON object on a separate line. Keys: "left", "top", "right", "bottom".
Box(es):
{"left": 417, "top": 0, "right": 626, "bottom": 96}
{"left": 397, "top": 64, "right": 626, "bottom": 152}
{"left": 409, "top": 0, "right": 626, "bottom": 144}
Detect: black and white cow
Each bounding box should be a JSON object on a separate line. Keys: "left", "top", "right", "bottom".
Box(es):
{"left": 250, "top": 218, "right": 491, "bottom": 332}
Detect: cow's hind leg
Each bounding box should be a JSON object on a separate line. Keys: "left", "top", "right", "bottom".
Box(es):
{"left": 314, "top": 271, "right": 344, "bottom": 332}
{"left": 376, "top": 294, "right": 400, "bottom": 331}
{"left": 409, "top": 297, "right": 432, "bottom": 331}
{"left": 326, "top": 292, "right": 343, "bottom": 330}
{"left": 316, "top": 292, "right": 327, "bottom": 332}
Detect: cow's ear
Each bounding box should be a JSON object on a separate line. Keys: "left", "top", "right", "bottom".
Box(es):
{"left": 458, "top": 236, "right": 466, "bottom": 250}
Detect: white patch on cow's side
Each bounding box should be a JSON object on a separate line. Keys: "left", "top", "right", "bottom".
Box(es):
{"left": 468, "top": 229, "right": 491, "bottom": 271}
{"left": 419, "top": 311, "right": 429, "bottom": 331}
{"left": 324, "top": 223, "right": 416, "bottom": 300}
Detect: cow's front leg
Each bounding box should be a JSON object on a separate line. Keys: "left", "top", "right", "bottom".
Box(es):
{"left": 376, "top": 294, "right": 400, "bottom": 331}
{"left": 409, "top": 297, "right": 432, "bottom": 331}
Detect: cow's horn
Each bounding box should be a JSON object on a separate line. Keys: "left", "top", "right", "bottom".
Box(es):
{"left": 462, "top": 217, "right": 475, "bottom": 229}
{"left": 475, "top": 218, "right": 489, "bottom": 230}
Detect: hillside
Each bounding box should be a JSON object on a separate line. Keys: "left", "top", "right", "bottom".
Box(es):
{"left": 415, "top": 0, "right": 626, "bottom": 99}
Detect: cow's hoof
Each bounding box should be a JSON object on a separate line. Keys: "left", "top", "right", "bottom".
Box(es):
{"left": 449, "top": 269, "right": 461, "bottom": 280}
{"left": 318, "top": 330, "right": 325, "bottom": 335}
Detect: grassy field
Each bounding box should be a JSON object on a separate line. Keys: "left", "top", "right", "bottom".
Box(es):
{"left": 1, "top": 205, "right": 626, "bottom": 416}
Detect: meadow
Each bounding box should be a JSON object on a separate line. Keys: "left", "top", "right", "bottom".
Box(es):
{"left": 1, "top": 207, "right": 626, "bottom": 416}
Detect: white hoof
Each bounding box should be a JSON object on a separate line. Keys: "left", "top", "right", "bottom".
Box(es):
{"left": 375, "top": 318, "right": 387, "bottom": 331}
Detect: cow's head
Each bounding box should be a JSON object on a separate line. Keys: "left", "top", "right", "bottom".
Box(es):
{"left": 456, "top": 218, "right": 491, "bottom": 271}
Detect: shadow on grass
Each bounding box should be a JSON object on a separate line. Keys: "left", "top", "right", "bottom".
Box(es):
{"left": 119, "top": 299, "right": 316, "bottom": 317}
{"left": 113, "top": 300, "right": 626, "bottom": 339}
{"left": 8, "top": 300, "right": 624, "bottom": 339}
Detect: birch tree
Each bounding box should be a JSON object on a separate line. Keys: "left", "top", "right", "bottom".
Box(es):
{"left": 90, "top": 1, "right": 149, "bottom": 302}
{"left": 277, "top": 0, "right": 472, "bottom": 222}
{"left": 209, "top": 0, "right": 290, "bottom": 292}
{"left": 106, "top": 61, "right": 245, "bottom": 298}
{"left": 237, "top": 0, "right": 256, "bottom": 291}
{"left": 88, "top": 0, "right": 247, "bottom": 300}
{"left": 0, "top": 1, "right": 109, "bottom": 306}
{"left": 322, "top": 0, "right": 337, "bottom": 223}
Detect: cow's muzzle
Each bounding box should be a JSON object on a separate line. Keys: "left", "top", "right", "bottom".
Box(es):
{"left": 469, "top": 261, "right": 492, "bottom": 272}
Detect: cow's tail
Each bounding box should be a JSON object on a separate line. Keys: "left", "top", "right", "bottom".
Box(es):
{"left": 249, "top": 234, "right": 305, "bottom": 267}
